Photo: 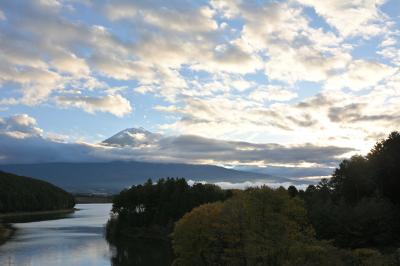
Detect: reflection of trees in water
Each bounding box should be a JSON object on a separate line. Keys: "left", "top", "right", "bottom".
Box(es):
{"left": 108, "top": 237, "right": 173, "bottom": 266}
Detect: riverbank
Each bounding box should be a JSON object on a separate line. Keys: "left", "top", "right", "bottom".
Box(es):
{"left": 0, "top": 224, "right": 15, "bottom": 246}
{"left": 0, "top": 208, "right": 75, "bottom": 223}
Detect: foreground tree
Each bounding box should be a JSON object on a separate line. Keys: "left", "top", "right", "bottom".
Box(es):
{"left": 172, "top": 187, "right": 352, "bottom": 265}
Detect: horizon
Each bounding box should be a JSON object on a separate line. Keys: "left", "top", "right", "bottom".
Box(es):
{"left": 0, "top": 0, "right": 399, "bottom": 184}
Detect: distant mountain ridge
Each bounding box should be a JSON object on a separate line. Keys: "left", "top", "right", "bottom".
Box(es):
{"left": 0, "top": 128, "right": 310, "bottom": 193}
{"left": 0, "top": 161, "right": 290, "bottom": 193}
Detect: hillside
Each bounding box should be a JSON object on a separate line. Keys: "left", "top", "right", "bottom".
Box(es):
{"left": 0, "top": 161, "right": 294, "bottom": 193}
{"left": 0, "top": 171, "right": 75, "bottom": 213}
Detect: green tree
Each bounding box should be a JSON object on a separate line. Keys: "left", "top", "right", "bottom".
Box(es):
{"left": 172, "top": 202, "right": 225, "bottom": 266}
{"left": 287, "top": 185, "right": 298, "bottom": 198}
{"left": 107, "top": 178, "right": 230, "bottom": 240}
{"left": 367, "top": 131, "right": 400, "bottom": 204}
{"left": 172, "top": 187, "right": 333, "bottom": 265}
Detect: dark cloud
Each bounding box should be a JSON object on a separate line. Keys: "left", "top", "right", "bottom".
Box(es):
{"left": 296, "top": 94, "right": 330, "bottom": 109}
{"left": 329, "top": 103, "right": 400, "bottom": 124}
{"left": 285, "top": 114, "right": 318, "bottom": 127}
{"left": 328, "top": 103, "right": 365, "bottom": 122}
{"left": 0, "top": 134, "right": 99, "bottom": 164}
{"left": 154, "top": 135, "right": 352, "bottom": 166}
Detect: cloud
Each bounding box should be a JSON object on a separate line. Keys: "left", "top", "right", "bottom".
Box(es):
{"left": 0, "top": 115, "right": 108, "bottom": 164}
{"left": 325, "top": 60, "right": 396, "bottom": 90}
{"left": 0, "top": 0, "right": 135, "bottom": 111}
{"left": 0, "top": 114, "right": 353, "bottom": 181}
{"left": 231, "top": 2, "right": 352, "bottom": 83}
{"left": 155, "top": 84, "right": 400, "bottom": 155}
{"left": 295, "top": 0, "right": 389, "bottom": 38}
{"left": 156, "top": 96, "right": 322, "bottom": 139}
{"left": 0, "top": 114, "right": 43, "bottom": 138}
{"left": 152, "top": 135, "right": 352, "bottom": 167}
{"left": 0, "top": 9, "right": 6, "bottom": 20}
{"left": 105, "top": 0, "right": 218, "bottom": 33}
{"left": 0, "top": 0, "right": 399, "bottom": 161}
{"left": 50, "top": 49, "right": 90, "bottom": 76}
{"left": 249, "top": 86, "right": 298, "bottom": 102}
{"left": 0, "top": 133, "right": 99, "bottom": 164}
{"left": 236, "top": 165, "right": 333, "bottom": 179}
{"left": 188, "top": 180, "right": 312, "bottom": 190}
{"left": 55, "top": 94, "right": 132, "bottom": 117}
{"left": 328, "top": 102, "right": 400, "bottom": 124}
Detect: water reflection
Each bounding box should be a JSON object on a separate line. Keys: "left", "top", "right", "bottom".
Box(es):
{"left": 0, "top": 204, "right": 175, "bottom": 266}
{"left": 109, "top": 236, "right": 173, "bottom": 266}
{"left": 0, "top": 204, "right": 112, "bottom": 266}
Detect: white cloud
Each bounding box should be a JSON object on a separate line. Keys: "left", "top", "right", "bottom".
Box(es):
{"left": 249, "top": 86, "right": 298, "bottom": 102}
{"left": 51, "top": 50, "right": 90, "bottom": 76}
{"left": 0, "top": 114, "right": 42, "bottom": 138}
{"left": 235, "top": 2, "right": 352, "bottom": 83}
{"left": 106, "top": 1, "right": 218, "bottom": 33}
{"left": 188, "top": 179, "right": 311, "bottom": 190}
{"left": 56, "top": 94, "right": 132, "bottom": 117}
{"left": 325, "top": 60, "right": 396, "bottom": 90}
{"left": 296, "top": 0, "right": 389, "bottom": 38}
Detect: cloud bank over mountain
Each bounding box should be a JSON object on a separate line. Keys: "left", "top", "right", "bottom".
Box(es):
{"left": 0, "top": 114, "right": 354, "bottom": 180}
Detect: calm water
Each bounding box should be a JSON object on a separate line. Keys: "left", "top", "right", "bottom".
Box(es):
{"left": 0, "top": 204, "right": 113, "bottom": 266}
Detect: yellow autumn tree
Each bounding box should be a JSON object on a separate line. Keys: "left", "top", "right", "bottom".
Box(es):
{"left": 172, "top": 187, "right": 341, "bottom": 265}
{"left": 172, "top": 201, "right": 225, "bottom": 266}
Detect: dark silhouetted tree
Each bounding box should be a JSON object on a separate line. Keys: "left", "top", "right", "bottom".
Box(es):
{"left": 288, "top": 185, "right": 298, "bottom": 197}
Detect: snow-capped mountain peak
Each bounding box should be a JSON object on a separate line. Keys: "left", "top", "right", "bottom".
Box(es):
{"left": 102, "top": 127, "right": 162, "bottom": 147}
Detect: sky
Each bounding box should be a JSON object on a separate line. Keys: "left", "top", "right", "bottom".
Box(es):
{"left": 0, "top": 0, "right": 399, "bottom": 182}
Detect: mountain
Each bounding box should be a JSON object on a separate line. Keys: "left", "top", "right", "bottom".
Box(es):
{"left": 0, "top": 161, "right": 291, "bottom": 194}
{"left": 102, "top": 127, "right": 162, "bottom": 147}
{"left": 0, "top": 128, "right": 309, "bottom": 193}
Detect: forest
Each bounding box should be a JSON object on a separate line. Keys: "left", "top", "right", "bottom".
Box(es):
{"left": 108, "top": 132, "right": 400, "bottom": 265}
{"left": 106, "top": 178, "right": 232, "bottom": 240}
{"left": 0, "top": 171, "right": 75, "bottom": 213}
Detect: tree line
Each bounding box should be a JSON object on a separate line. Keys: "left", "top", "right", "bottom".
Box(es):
{"left": 301, "top": 131, "right": 400, "bottom": 249}
{"left": 106, "top": 178, "right": 231, "bottom": 240}
{"left": 0, "top": 171, "right": 75, "bottom": 213}
{"left": 108, "top": 131, "right": 400, "bottom": 265}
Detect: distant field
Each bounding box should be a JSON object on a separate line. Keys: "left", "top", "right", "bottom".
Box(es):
{"left": 74, "top": 195, "right": 113, "bottom": 204}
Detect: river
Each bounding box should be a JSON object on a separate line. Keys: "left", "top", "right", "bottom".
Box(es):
{"left": 0, "top": 204, "right": 113, "bottom": 266}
